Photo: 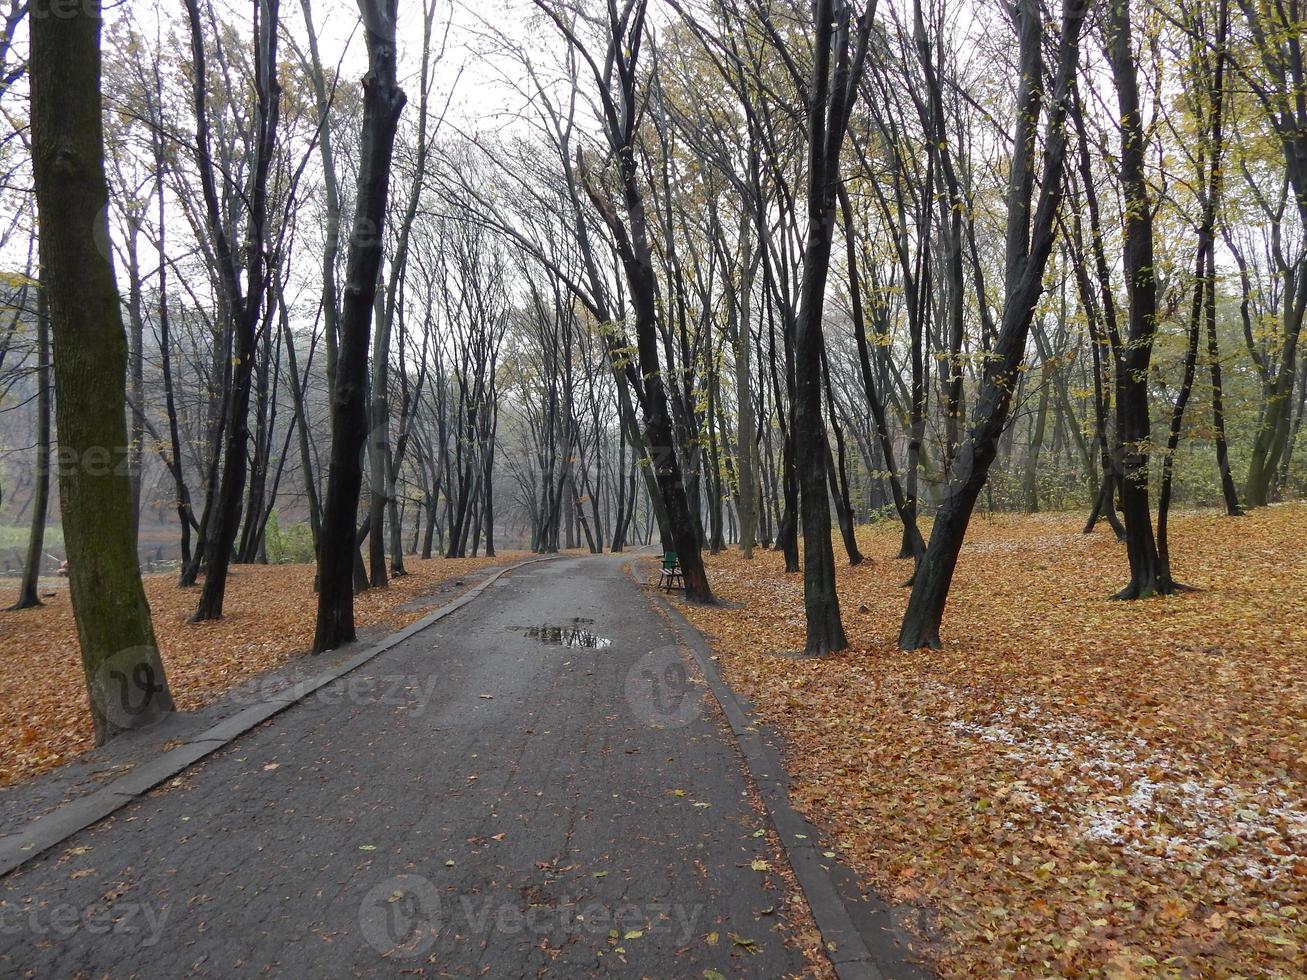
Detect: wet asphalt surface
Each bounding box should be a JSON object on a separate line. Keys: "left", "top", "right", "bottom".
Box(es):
{"left": 0, "top": 555, "right": 813, "bottom": 977}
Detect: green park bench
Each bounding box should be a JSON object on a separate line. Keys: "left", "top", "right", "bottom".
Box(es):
{"left": 658, "top": 551, "right": 684, "bottom": 592}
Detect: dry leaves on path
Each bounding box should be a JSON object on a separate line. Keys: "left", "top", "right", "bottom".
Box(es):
{"left": 0, "top": 553, "right": 527, "bottom": 787}
{"left": 675, "top": 506, "right": 1306, "bottom": 978}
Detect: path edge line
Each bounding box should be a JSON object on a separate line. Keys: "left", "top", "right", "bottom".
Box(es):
{"left": 643, "top": 575, "right": 916, "bottom": 980}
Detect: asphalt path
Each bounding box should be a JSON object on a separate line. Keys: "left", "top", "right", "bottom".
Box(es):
{"left": 0, "top": 554, "right": 816, "bottom": 977}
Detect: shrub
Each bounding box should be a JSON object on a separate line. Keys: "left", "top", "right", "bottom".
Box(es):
{"left": 264, "top": 513, "right": 316, "bottom": 564}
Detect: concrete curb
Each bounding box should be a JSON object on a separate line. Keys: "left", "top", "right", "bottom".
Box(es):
{"left": 644, "top": 578, "right": 930, "bottom": 980}
{"left": 0, "top": 555, "right": 558, "bottom": 879}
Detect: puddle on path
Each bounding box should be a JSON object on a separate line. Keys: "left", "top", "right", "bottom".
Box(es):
{"left": 515, "top": 618, "right": 612, "bottom": 648}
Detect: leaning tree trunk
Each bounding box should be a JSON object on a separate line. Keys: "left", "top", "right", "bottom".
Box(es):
{"left": 187, "top": 0, "right": 281, "bottom": 620}
{"left": 9, "top": 284, "right": 50, "bottom": 611}
{"left": 822, "top": 348, "right": 863, "bottom": 565}
{"left": 30, "top": 0, "right": 174, "bottom": 738}
{"left": 191, "top": 317, "right": 257, "bottom": 618}
{"left": 154, "top": 148, "right": 198, "bottom": 569}
{"left": 1076, "top": 257, "right": 1126, "bottom": 541}
{"left": 1158, "top": 244, "right": 1207, "bottom": 578}
{"left": 620, "top": 164, "right": 712, "bottom": 599}
{"left": 839, "top": 183, "right": 924, "bottom": 558}
{"left": 1163, "top": 0, "right": 1234, "bottom": 565}
{"left": 1068, "top": 120, "right": 1127, "bottom": 542}
{"left": 282, "top": 298, "right": 323, "bottom": 547}
{"left": 1207, "top": 263, "right": 1243, "bottom": 515}
{"left": 312, "top": 0, "right": 406, "bottom": 652}
{"left": 899, "top": 0, "right": 1085, "bottom": 649}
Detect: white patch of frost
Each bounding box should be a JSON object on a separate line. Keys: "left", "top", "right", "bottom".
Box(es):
{"left": 941, "top": 697, "right": 1304, "bottom": 885}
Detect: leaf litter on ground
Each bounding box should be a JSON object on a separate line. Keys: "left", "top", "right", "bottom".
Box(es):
{"left": 674, "top": 506, "right": 1306, "bottom": 977}
{"left": 0, "top": 553, "right": 527, "bottom": 787}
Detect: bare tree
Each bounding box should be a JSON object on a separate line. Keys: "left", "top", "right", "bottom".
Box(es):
{"left": 899, "top": 0, "right": 1087, "bottom": 649}
{"left": 313, "top": 0, "right": 406, "bottom": 652}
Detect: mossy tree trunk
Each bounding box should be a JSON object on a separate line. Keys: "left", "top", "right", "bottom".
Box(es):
{"left": 30, "top": 0, "right": 174, "bottom": 740}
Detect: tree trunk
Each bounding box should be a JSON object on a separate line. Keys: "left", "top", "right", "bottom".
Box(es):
{"left": 733, "top": 244, "right": 759, "bottom": 558}
{"left": 237, "top": 312, "right": 278, "bottom": 563}
{"left": 1207, "top": 270, "right": 1243, "bottom": 516}
{"left": 1024, "top": 371, "right": 1050, "bottom": 512}
{"left": 30, "top": 0, "right": 174, "bottom": 738}
{"left": 421, "top": 489, "right": 438, "bottom": 559}
{"left": 1068, "top": 120, "right": 1126, "bottom": 541}
{"left": 9, "top": 285, "right": 50, "bottom": 611}
{"left": 312, "top": 0, "right": 406, "bottom": 652}
{"left": 282, "top": 301, "right": 323, "bottom": 547}
{"left": 368, "top": 281, "right": 391, "bottom": 588}
{"left": 187, "top": 0, "right": 281, "bottom": 620}
{"left": 791, "top": 0, "right": 874, "bottom": 654}
{"left": 124, "top": 218, "right": 145, "bottom": 535}
{"left": 1107, "top": 0, "right": 1171, "bottom": 599}
{"left": 1237, "top": 0, "right": 1307, "bottom": 507}
{"left": 839, "top": 183, "right": 924, "bottom": 559}
{"left": 559, "top": 0, "right": 713, "bottom": 601}
{"left": 823, "top": 348, "right": 863, "bottom": 565}
{"left": 300, "top": 0, "right": 342, "bottom": 391}
{"left": 1162, "top": 0, "right": 1233, "bottom": 569}
{"left": 1159, "top": 246, "right": 1207, "bottom": 577}
{"left": 483, "top": 404, "right": 497, "bottom": 557}
{"left": 899, "top": 0, "right": 1085, "bottom": 649}
{"left": 153, "top": 145, "right": 197, "bottom": 569}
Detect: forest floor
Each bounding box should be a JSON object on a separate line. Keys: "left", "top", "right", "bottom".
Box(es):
{"left": 0, "top": 552, "right": 528, "bottom": 787}
{"left": 676, "top": 505, "right": 1306, "bottom": 978}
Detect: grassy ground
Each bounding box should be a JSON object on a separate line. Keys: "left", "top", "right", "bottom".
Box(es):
{"left": 0, "top": 552, "right": 528, "bottom": 787}
{"left": 676, "top": 505, "right": 1306, "bottom": 978}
